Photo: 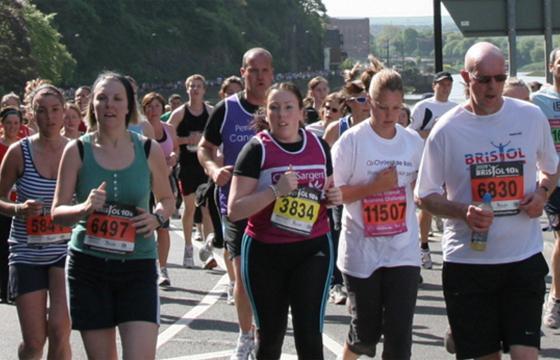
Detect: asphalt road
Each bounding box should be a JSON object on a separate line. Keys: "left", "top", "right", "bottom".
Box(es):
{"left": 0, "top": 218, "right": 558, "bottom": 359}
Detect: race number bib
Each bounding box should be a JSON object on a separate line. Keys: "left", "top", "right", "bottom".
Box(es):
{"left": 27, "top": 209, "right": 72, "bottom": 245}
{"left": 361, "top": 187, "right": 407, "bottom": 237}
{"left": 84, "top": 203, "right": 137, "bottom": 254}
{"left": 270, "top": 187, "right": 321, "bottom": 236}
{"left": 550, "top": 119, "right": 560, "bottom": 152}
{"left": 470, "top": 161, "right": 524, "bottom": 216}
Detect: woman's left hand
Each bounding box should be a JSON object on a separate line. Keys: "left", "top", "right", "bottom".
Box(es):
{"left": 326, "top": 186, "right": 342, "bottom": 207}
{"left": 132, "top": 207, "right": 158, "bottom": 237}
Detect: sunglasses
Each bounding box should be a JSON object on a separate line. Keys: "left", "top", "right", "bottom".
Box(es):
{"left": 348, "top": 96, "right": 368, "bottom": 104}
{"left": 469, "top": 72, "right": 507, "bottom": 84}
{"left": 323, "top": 106, "right": 339, "bottom": 113}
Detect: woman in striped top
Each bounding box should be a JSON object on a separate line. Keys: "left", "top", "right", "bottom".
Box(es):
{"left": 0, "top": 84, "right": 71, "bottom": 359}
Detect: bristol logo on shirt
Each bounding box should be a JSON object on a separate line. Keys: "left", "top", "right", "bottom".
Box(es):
{"left": 553, "top": 101, "right": 560, "bottom": 112}
{"left": 464, "top": 140, "right": 526, "bottom": 165}
{"left": 271, "top": 169, "right": 325, "bottom": 190}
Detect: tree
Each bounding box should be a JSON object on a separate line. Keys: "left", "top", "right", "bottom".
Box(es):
{"left": 23, "top": 2, "right": 76, "bottom": 84}
{"left": 0, "top": 0, "right": 37, "bottom": 94}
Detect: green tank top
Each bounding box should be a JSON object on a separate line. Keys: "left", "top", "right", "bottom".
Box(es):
{"left": 70, "top": 131, "right": 156, "bottom": 260}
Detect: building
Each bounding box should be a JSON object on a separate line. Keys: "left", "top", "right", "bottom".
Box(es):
{"left": 329, "top": 18, "right": 370, "bottom": 61}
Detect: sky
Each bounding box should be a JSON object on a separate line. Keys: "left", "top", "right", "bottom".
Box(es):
{"left": 322, "top": 0, "right": 450, "bottom": 18}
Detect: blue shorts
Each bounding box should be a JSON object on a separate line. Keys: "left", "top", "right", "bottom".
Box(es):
{"left": 9, "top": 257, "right": 66, "bottom": 299}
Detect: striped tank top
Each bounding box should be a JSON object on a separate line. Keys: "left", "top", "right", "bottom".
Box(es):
{"left": 9, "top": 138, "right": 68, "bottom": 265}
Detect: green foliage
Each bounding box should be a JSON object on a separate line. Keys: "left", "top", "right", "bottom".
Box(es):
{"left": 371, "top": 24, "right": 560, "bottom": 73}
{"left": 0, "top": 0, "right": 37, "bottom": 93}
{"left": 31, "top": 0, "right": 327, "bottom": 85}
{"left": 23, "top": 3, "right": 76, "bottom": 84}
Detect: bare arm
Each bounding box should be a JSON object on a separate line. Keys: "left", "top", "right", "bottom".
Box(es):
{"left": 339, "top": 166, "right": 397, "bottom": 204}
{"left": 197, "top": 137, "right": 232, "bottom": 186}
{"left": 417, "top": 192, "right": 493, "bottom": 232}
{"left": 51, "top": 141, "right": 103, "bottom": 226}
{"left": 323, "top": 121, "right": 339, "bottom": 147}
{"left": 519, "top": 168, "right": 560, "bottom": 218}
{"left": 228, "top": 169, "right": 298, "bottom": 222}
{"left": 131, "top": 140, "right": 175, "bottom": 236}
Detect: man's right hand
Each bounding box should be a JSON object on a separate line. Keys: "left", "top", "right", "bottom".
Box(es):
{"left": 212, "top": 165, "right": 234, "bottom": 186}
{"left": 465, "top": 204, "right": 493, "bottom": 232}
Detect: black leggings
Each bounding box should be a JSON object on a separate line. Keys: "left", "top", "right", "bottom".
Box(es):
{"left": 242, "top": 234, "right": 333, "bottom": 360}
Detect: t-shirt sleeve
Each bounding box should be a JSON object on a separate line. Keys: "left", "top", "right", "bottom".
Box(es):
{"left": 414, "top": 128, "right": 446, "bottom": 198}
{"left": 410, "top": 102, "right": 424, "bottom": 131}
{"left": 331, "top": 131, "right": 355, "bottom": 187}
{"left": 319, "top": 137, "right": 333, "bottom": 177}
{"left": 233, "top": 137, "right": 262, "bottom": 179}
{"left": 203, "top": 100, "right": 226, "bottom": 146}
{"left": 535, "top": 108, "right": 559, "bottom": 175}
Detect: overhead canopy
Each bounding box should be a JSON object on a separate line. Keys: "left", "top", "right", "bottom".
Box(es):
{"left": 443, "top": 0, "right": 560, "bottom": 36}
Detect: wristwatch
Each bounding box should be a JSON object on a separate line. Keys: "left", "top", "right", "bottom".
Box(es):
{"left": 154, "top": 213, "right": 166, "bottom": 229}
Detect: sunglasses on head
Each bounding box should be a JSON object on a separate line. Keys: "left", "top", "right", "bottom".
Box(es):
{"left": 469, "top": 72, "right": 507, "bottom": 84}
{"left": 348, "top": 96, "right": 368, "bottom": 104}
{"left": 323, "top": 106, "right": 339, "bottom": 113}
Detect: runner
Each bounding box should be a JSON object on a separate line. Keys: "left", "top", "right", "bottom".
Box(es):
{"left": 323, "top": 80, "right": 372, "bottom": 305}
{"left": 304, "top": 76, "right": 329, "bottom": 124}
{"left": 52, "top": 72, "right": 174, "bottom": 359}
{"left": 305, "top": 92, "right": 344, "bottom": 138}
{"left": 0, "top": 106, "right": 23, "bottom": 303}
{"left": 410, "top": 71, "right": 457, "bottom": 270}
{"left": 323, "top": 80, "right": 370, "bottom": 147}
{"left": 143, "top": 92, "right": 179, "bottom": 287}
{"left": 160, "top": 94, "right": 183, "bottom": 123}
{"left": 0, "top": 84, "right": 71, "bottom": 359}
{"left": 531, "top": 46, "right": 560, "bottom": 329}
{"left": 332, "top": 69, "right": 423, "bottom": 359}
{"left": 169, "top": 74, "right": 215, "bottom": 269}
{"left": 228, "top": 82, "right": 341, "bottom": 359}
{"left": 198, "top": 47, "right": 273, "bottom": 359}
{"left": 503, "top": 77, "right": 531, "bottom": 102}
{"left": 219, "top": 76, "right": 243, "bottom": 99}
{"left": 415, "top": 42, "right": 558, "bottom": 359}
{"left": 62, "top": 102, "right": 83, "bottom": 139}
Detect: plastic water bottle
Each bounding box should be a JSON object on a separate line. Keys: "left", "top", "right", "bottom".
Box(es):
{"left": 471, "top": 192, "right": 493, "bottom": 251}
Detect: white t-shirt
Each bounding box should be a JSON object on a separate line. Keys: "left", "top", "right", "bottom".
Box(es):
{"left": 414, "top": 97, "right": 558, "bottom": 264}
{"left": 332, "top": 121, "right": 424, "bottom": 278}
{"left": 305, "top": 121, "right": 326, "bottom": 138}
{"left": 410, "top": 97, "right": 457, "bottom": 132}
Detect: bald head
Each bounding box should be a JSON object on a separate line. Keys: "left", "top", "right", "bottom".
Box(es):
{"left": 464, "top": 42, "right": 505, "bottom": 73}
{"left": 242, "top": 47, "right": 273, "bottom": 68}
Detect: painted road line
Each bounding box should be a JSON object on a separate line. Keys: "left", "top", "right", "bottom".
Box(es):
{"left": 157, "top": 273, "right": 229, "bottom": 349}
{"left": 164, "top": 350, "right": 298, "bottom": 360}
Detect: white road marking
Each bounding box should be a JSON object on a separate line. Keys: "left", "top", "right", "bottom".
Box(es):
{"left": 165, "top": 227, "right": 344, "bottom": 357}
{"left": 157, "top": 273, "right": 229, "bottom": 349}
{"left": 163, "top": 350, "right": 298, "bottom": 360}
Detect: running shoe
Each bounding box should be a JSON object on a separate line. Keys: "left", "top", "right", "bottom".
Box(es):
{"left": 183, "top": 246, "right": 194, "bottom": 268}
{"left": 543, "top": 295, "right": 560, "bottom": 329}
{"left": 444, "top": 327, "right": 456, "bottom": 354}
{"left": 159, "top": 267, "right": 171, "bottom": 287}
{"left": 199, "top": 234, "right": 214, "bottom": 262}
{"left": 226, "top": 282, "right": 235, "bottom": 305}
{"left": 204, "top": 257, "right": 217, "bottom": 270}
{"left": 329, "top": 284, "right": 347, "bottom": 305}
{"left": 421, "top": 248, "right": 433, "bottom": 269}
{"left": 230, "top": 330, "right": 255, "bottom": 360}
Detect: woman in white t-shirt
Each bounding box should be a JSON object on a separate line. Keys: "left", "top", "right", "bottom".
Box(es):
{"left": 332, "top": 69, "right": 424, "bottom": 360}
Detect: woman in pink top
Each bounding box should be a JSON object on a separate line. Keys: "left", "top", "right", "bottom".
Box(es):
{"left": 142, "top": 92, "right": 178, "bottom": 287}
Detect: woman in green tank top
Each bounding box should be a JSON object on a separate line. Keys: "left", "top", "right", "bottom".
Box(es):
{"left": 52, "top": 72, "right": 174, "bottom": 360}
